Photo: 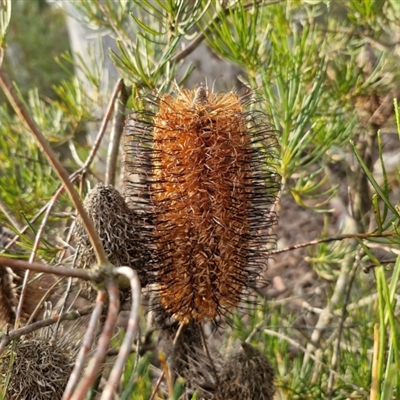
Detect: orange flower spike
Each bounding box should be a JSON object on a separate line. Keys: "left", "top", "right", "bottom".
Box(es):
{"left": 123, "top": 85, "right": 280, "bottom": 323}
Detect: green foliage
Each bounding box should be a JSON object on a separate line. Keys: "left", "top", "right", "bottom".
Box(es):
{"left": 120, "top": 350, "right": 153, "bottom": 399}
{"left": 1, "top": 1, "right": 400, "bottom": 399}
{"left": 74, "top": 0, "right": 209, "bottom": 90}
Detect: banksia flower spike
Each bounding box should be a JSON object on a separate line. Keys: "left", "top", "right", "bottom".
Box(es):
{"left": 0, "top": 313, "right": 79, "bottom": 400}
{"left": 74, "top": 183, "right": 150, "bottom": 295}
{"left": 124, "top": 85, "right": 280, "bottom": 323}
{"left": 214, "top": 342, "right": 275, "bottom": 400}
{"left": 0, "top": 337, "right": 75, "bottom": 400}
{"left": 153, "top": 303, "right": 221, "bottom": 399}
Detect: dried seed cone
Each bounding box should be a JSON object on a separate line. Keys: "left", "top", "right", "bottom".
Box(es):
{"left": 74, "top": 183, "right": 150, "bottom": 292}
{"left": 124, "top": 87, "right": 279, "bottom": 323}
{"left": 0, "top": 338, "right": 74, "bottom": 400}
{"left": 214, "top": 342, "right": 275, "bottom": 400}
{"left": 153, "top": 304, "right": 220, "bottom": 399}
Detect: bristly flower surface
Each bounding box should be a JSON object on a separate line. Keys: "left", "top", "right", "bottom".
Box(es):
{"left": 124, "top": 86, "right": 280, "bottom": 323}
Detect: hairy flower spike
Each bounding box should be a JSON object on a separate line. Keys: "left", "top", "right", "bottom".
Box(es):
{"left": 124, "top": 86, "right": 280, "bottom": 323}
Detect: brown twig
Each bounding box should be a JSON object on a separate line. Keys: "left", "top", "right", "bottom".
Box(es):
{"left": 0, "top": 257, "right": 97, "bottom": 281}
{"left": 53, "top": 237, "right": 79, "bottom": 339}
{"left": 0, "top": 305, "right": 94, "bottom": 355}
{"left": 14, "top": 188, "right": 63, "bottom": 328}
{"left": 82, "top": 78, "right": 124, "bottom": 175}
{"left": 105, "top": 82, "right": 130, "bottom": 186}
{"left": 63, "top": 291, "right": 106, "bottom": 400}
{"left": 0, "top": 69, "right": 108, "bottom": 266}
{"left": 149, "top": 371, "right": 165, "bottom": 400}
{"left": 70, "top": 280, "right": 120, "bottom": 400}
{"left": 159, "top": 351, "right": 174, "bottom": 397}
{"left": 101, "top": 267, "right": 141, "bottom": 399}
{"left": 0, "top": 181, "right": 74, "bottom": 253}
{"left": 266, "top": 231, "right": 395, "bottom": 256}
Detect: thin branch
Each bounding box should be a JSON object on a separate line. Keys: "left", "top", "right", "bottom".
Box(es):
{"left": 105, "top": 82, "right": 130, "bottom": 186}
{"left": 0, "top": 69, "right": 108, "bottom": 266}
{"left": 267, "top": 231, "right": 395, "bottom": 256}
{"left": 101, "top": 267, "right": 141, "bottom": 399}
{"left": 0, "top": 257, "right": 98, "bottom": 281}
{"left": 159, "top": 350, "right": 174, "bottom": 397}
{"left": 63, "top": 291, "right": 106, "bottom": 400}
{"left": 0, "top": 181, "right": 74, "bottom": 253}
{"left": 53, "top": 243, "right": 79, "bottom": 340}
{"left": 317, "top": 27, "right": 400, "bottom": 51}
{"left": 0, "top": 305, "right": 94, "bottom": 354}
{"left": 301, "top": 223, "right": 360, "bottom": 375}
{"left": 70, "top": 280, "right": 120, "bottom": 400}
{"left": 149, "top": 371, "right": 165, "bottom": 400}
{"left": 15, "top": 187, "right": 62, "bottom": 328}
{"left": 82, "top": 78, "right": 124, "bottom": 175}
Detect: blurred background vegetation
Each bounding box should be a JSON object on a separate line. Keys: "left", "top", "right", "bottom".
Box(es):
{"left": 1, "top": 0, "right": 400, "bottom": 399}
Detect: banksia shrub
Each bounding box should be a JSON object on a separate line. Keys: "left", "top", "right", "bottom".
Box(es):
{"left": 124, "top": 86, "right": 280, "bottom": 323}
{"left": 74, "top": 183, "right": 150, "bottom": 294}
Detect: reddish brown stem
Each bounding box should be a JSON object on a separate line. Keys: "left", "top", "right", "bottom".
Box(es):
{"left": 101, "top": 267, "right": 141, "bottom": 399}
{"left": 70, "top": 280, "right": 120, "bottom": 400}
{"left": 14, "top": 189, "right": 63, "bottom": 328}
{"left": 0, "top": 305, "right": 94, "bottom": 355}
{"left": 267, "top": 231, "right": 395, "bottom": 256}
{"left": 105, "top": 82, "right": 129, "bottom": 186}
{"left": 82, "top": 78, "right": 124, "bottom": 175}
{"left": 149, "top": 371, "right": 165, "bottom": 400}
{"left": 0, "top": 257, "right": 97, "bottom": 281}
{"left": 63, "top": 291, "right": 106, "bottom": 400}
